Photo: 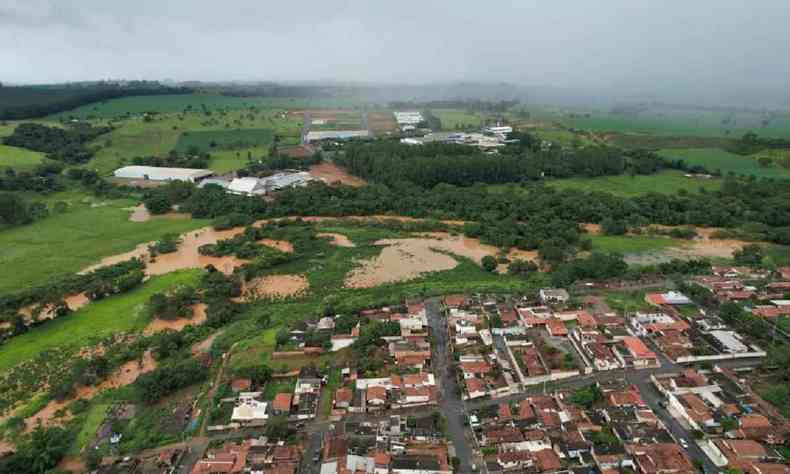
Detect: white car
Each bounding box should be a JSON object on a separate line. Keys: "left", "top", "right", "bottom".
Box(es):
{"left": 679, "top": 438, "right": 689, "bottom": 449}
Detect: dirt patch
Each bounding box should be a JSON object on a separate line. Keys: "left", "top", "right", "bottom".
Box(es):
{"left": 143, "top": 303, "right": 207, "bottom": 336}
{"left": 260, "top": 238, "right": 294, "bottom": 253}
{"left": 309, "top": 162, "right": 367, "bottom": 187}
{"left": 317, "top": 232, "right": 356, "bottom": 248}
{"left": 57, "top": 456, "right": 86, "bottom": 474}
{"left": 192, "top": 330, "right": 222, "bottom": 356}
{"left": 582, "top": 223, "right": 603, "bottom": 235}
{"left": 128, "top": 204, "right": 151, "bottom": 222}
{"left": 624, "top": 225, "right": 748, "bottom": 265}
{"left": 80, "top": 226, "right": 248, "bottom": 276}
{"left": 25, "top": 352, "right": 156, "bottom": 431}
{"left": 18, "top": 292, "right": 91, "bottom": 323}
{"left": 239, "top": 274, "right": 309, "bottom": 299}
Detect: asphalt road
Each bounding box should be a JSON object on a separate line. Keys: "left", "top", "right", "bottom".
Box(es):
{"left": 427, "top": 298, "right": 476, "bottom": 473}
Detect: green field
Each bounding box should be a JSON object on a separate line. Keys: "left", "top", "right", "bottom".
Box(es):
{"left": 548, "top": 170, "right": 722, "bottom": 196}
{"left": 0, "top": 270, "right": 200, "bottom": 372}
{"left": 543, "top": 106, "right": 790, "bottom": 139}
{"left": 208, "top": 147, "right": 269, "bottom": 173}
{"left": 174, "top": 128, "right": 274, "bottom": 152}
{"left": 0, "top": 196, "right": 207, "bottom": 292}
{"left": 0, "top": 145, "right": 46, "bottom": 170}
{"left": 432, "top": 109, "right": 482, "bottom": 130}
{"left": 50, "top": 94, "right": 369, "bottom": 119}
{"left": 590, "top": 235, "right": 680, "bottom": 254}
{"left": 74, "top": 108, "right": 301, "bottom": 175}
{"left": 659, "top": 148, "right": 790, "bottom": 179}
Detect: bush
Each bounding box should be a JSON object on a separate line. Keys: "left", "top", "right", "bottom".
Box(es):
{"left": 481, "top": 255, "right": 497, "bottom": 272}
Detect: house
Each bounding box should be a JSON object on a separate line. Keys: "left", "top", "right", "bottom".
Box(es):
{"left": 547, "top": 319, "right": 568, "bottom": 337}
{"left": 645, "top": 291, "right": 692, "bottom": 306}
{"left": 619, "top": 337, "right": 659, "bottom": 369}
{"left": 367, "top": 386, "right": 388, "bottom": 408}
{"left": 465, "top": 378, "right": 487, "bottom": 399}
{"left": 631, "top": 443, "right": 694, "bottom": 473}
{"left": 272, "top": 393, "right": 292, "bottom": 415}
{"left": 231, "top": 378, "right": 252, "bottom": 393}
{"left": 714, "top": 439, "right": 768, "bottom": 464}
{"left": 334, "top": 388, "right": 352, "bottom": 409}
{"left": 390, "top": 455, "right": 446, "bottom": 474}
{"left": 192, "top": 441, "right": 250, "bottom": 474}
{"left": 114, "top": 165, "right": 213, "bottom": 183}
{"left": 231, "top": 393, "right": 269, "bottom": 424}
{"left": 539, "top": 288, "right": 570, "bottom": 304}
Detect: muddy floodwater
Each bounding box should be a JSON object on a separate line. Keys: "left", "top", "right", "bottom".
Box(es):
{"left": 260, "top": 238, "right": 294, "bottom": 253}
{"left": 344, "top": 233, "right": 537, "bottom": 288}
{"left": 25, "top": 351, "right": 156, "bottom": 431}
{"left": 238, "top": 274, "right": 309, "bottom": 299}
{"left": 80, "top": 227, "right": 249, "bottom": 276}
{"left": 143, "top": 303, "right": 207, "bottom": 335}
{"left": 317, "top": 232, "right": 356, "bottom": 248}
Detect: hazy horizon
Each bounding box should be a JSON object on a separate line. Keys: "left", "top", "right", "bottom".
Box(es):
{"left": 3, "top": 1, "right": 790, "bottom": 106}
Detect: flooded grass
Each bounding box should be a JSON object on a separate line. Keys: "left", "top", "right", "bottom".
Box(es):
{"left": 0, "top": 271, "right": 200, "bottom": 372}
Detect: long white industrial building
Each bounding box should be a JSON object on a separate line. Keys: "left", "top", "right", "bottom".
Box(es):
{"left": 113, "top": 166, "right": 213, "bottom": 183}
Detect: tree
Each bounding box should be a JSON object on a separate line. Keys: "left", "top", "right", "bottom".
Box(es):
{"left": 758, "top": 156, "right": 773, "bottom": 167}
{"left": 481, "top": 255, "right": 497, "bottom": 272}
{"left": 275, "top": 328, "right": 290, "bottom": 347}
{"left": 601, "top": 217, "right": 627, "bottom": 236}
{"left": 733, "top": 244, "right": 763, "bottom": 266}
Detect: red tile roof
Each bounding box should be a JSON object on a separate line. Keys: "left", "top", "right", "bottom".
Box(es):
{"left": 273, "top": 393, "right": 292, "bottom": 412}
{"left": 622, "top": 336, "right": 657, "bottom": 359}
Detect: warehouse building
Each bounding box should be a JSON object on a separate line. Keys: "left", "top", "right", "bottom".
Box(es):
{"left": 113, "top": 166, "right": 213, "bottom": 183}
{"left": 305, "top": 130, "right": 370, "bottom": 143}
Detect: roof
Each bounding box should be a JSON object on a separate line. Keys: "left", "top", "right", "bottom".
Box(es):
{"left": 547, "top": 318, "right": 568, "bottom": 336}
{"left": 517, "top": 399, "right": 536, "bottom": 420}
{"left": 273, "top": 393, "right": 292, "bottom": 412}
{"left": 335, "top": 388, "right": 352, "bottom": 403}
{"left": 228, "top": 177, "right": 264, "bottom": 194}
{"left": 366, "top": 386, "right": 387, "bottom": 401}
{"left": 465, "top": 378, "right": 486, "bottom": 394}
{"left": 622, "top": 336, "right": 657, "bottom": 359}
{"left": 740, "top": 414, "right": 772, "bottom": 429}
{"left": 114, "top": 165, "right": 212, "bottom": 182}
{"left": 231, "top": 378, "right": 252, "bottom": 392}
{"left": 534, "top": 449, "right": 562, "bottom": 471}
{"left": 715, "top": 439, "right": 767, "bottom": 459}
{"left": 633, "top": 443, "right": 694, "bottom": 473}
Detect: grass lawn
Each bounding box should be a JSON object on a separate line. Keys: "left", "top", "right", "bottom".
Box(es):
{"left": 432, "top": 109, "right": 481, "bottom": 130}
{"left": 209, "top": 147, "right": 269, "bottom": 174}
{"left": 659, "top": 148, "right": 790, "bottom": 179}
{"left": 0, "top": 145, "right": 45, "bottom": 170}
{"left": 590, "top": 235, "right": 679, "bottom": 254}
{"left": 70, "top": 403, "right": 110, "bottom": 454}
{"left": 0, "top": 270, "right": 201, "bottom": 372}
{"left": 262, "top": 378, "right": 296, "bottom": 400}
{"left": 174, "top": 129, "right": 274, "bottom": 153}
{"left": 548, "top": 170, "right": 721, "bottom": 197}
{"left": 0, "top": 197, "right": 207, "bottom": 293}
{"left": 758, "top": 383, "right": 790, "bottom": 419}
{"left": 604, "top": 290, "right": 655, "bottom": 313}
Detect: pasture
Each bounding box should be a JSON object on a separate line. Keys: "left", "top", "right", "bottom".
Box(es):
{"left": 548, "top": 170, "right": 721, "bottom": 196}
{"left": 174, "top": 128, "right": 274, "bottom": 152}
{"left": 538, "top": 105, "right": 790, "bottom": 139}
{"left": 0, "top": 270, "right": 201, "bottom": 372}
{"left": 50, "top": 94, "right": 369, "bottom": 119}
{"left": 658, "top": 148, "right": 790, "bottom": 179}
{"left": 432, "top": 109, "right": 482, "bottom": 130}
{"left": 0, "top": 195, "right": 207, "bottom": 293}
{"left": 0, "top": 145, "right": 46, "bottom": 170}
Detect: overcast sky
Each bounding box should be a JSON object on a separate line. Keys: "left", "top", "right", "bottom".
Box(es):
{"left": 2, "top": 0, "right": 789, "bottom": 96}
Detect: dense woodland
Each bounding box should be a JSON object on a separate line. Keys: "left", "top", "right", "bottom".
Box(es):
{"left": 4, "top": 123, "right": 111, "bottom": 164}
{"left": 0, "top": 82, "right": 191, "bottom": 120}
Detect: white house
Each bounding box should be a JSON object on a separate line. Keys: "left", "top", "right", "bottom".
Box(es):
{"left": 231, "top": 393, "right": 268, "bottom": 424}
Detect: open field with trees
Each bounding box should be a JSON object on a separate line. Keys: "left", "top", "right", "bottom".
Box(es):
{"left": 174, "top": 128, "right": 274, "bottom": 152}
{"left": 658, "top": 148, "right": 790, "bottom": 178}
{"left": 589, "top": 235, "right": 679, "bottom": 254}
{"left": 0, "top": 145, "right": 46, "bottom": 170}
{"left": 547, "top": 170, "right": 721, "bottom": 196}
{"left": 432, "top": 109, "right": 482, "bottom": 130}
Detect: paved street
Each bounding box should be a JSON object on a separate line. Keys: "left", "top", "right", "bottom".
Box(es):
{"left": 427, "top": 298, "right": 477, "bottom": 472}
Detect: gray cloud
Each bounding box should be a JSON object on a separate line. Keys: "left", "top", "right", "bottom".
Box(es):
{"left": 1, "top": 0, "right": 789, "bottom": 104}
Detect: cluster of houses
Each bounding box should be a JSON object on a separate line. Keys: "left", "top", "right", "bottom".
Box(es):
{"left": 191, "top": 437, "right": 303, "bottom": 474}
{"left": 468, "top": 378, "right": 702, "bottom": 474}
{"left": 317, "top": 416, "right": 453, "bottom": 474}
{"left": 330, "top": 303, "right": 439, "bottom": 416}
{"left": 113, "top": 165, "right": 316, "bottom": 196}
{"left": 652, "top": 366, "right": 790, "bottom": 473}
{"left": 695, "top": 265, "right": 790, "bottom": 320}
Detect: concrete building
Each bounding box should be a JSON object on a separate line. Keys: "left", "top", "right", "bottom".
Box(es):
{"left": 113, "top": 165, "right": 213, "bottom": 183}
{"left": 227, "top": 177, "right": 267, "bottom": 196}
{"left": 305, "top": 130, "right": 370, "bottom": 142}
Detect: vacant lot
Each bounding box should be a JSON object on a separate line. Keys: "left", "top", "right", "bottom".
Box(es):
{"left": 0, "top": 196, "right": 207, "bottom": 292}
{"left": 367, "top": 111, "right": 398, "bottom": 134}
{"left": 548, "top": 170, "right": 721, "bottom": 196}
{"left": 590, "top": 235, "right": 679, "bottom": 254}
{"left": 658, "top": 148, "right": 790, "bottom": 179}
{"left": 0, "top": 270, "right": 200, "bottom": 372}
{"left": 174, "top": 128, "right": 274, "bottom": 152}
{"left": 0, "top": 145, "right": 45, "bottom": 170}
